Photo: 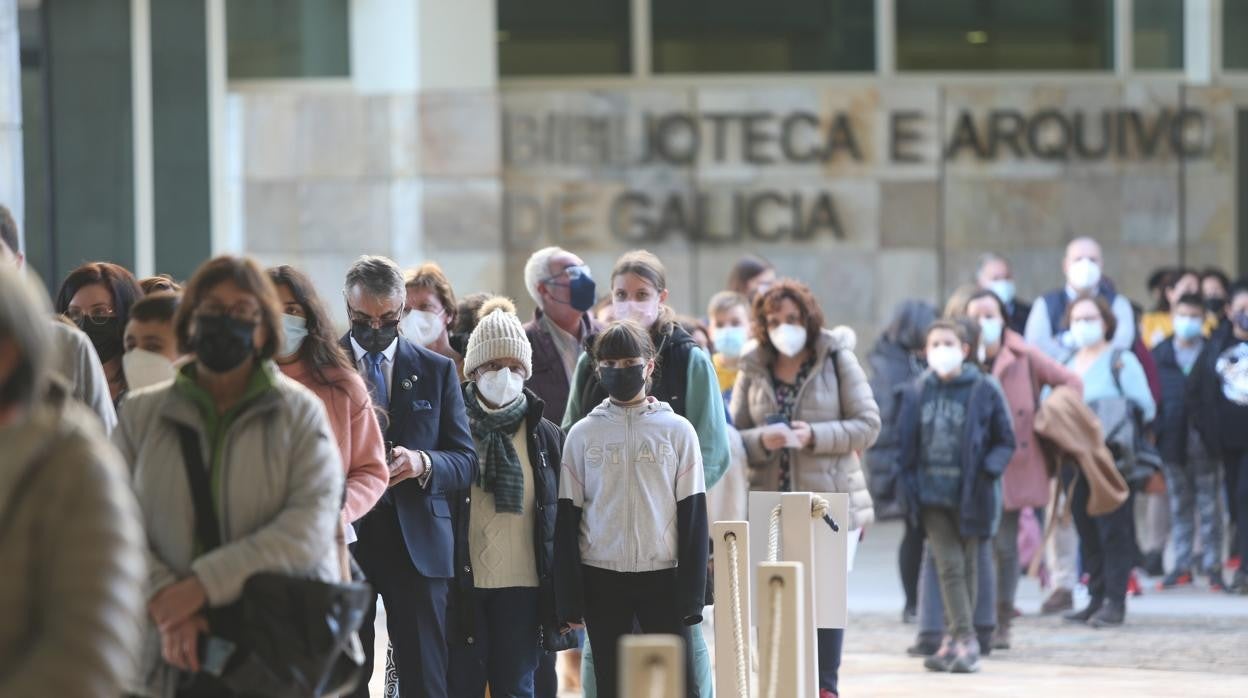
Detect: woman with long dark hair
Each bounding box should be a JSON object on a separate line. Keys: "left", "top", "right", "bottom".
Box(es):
{"left": 268, "top": 265, "right": 389, "bottom": 579}
{"left": 56, "top": 262, "right": 143, "bottom": 402}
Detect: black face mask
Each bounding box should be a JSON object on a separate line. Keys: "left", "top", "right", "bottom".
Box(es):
{"left": 1207, "top": 297, "right": 1228, "bottom": 316}
{"left": 353, "top": 321, "right": 399, "bottom": 354}
{"left": 193, "top": 315, "right": 257, "bottom": 373}
{"left": 599, "top": 364, "right": 647, "bottom": 402}
{"left": 78, "top": 316, "right": 125, "bottom": 364}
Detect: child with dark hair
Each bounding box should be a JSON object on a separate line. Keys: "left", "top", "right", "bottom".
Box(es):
{"left": 555, "top": 320, "right": 708, "bottom": 698}
{"left": 1153, "top": 292, "right": 1225, "bottom": 590}
{"left": 895, "top": 320, "right": 1016, "bottom": 674}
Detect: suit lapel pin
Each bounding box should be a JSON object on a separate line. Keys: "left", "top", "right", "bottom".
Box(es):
{"left": 401, "top": 374, "right": 417, "bottom": 391}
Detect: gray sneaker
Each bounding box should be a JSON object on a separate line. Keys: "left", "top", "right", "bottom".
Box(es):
{"left": 949, "top": 636, "right": 981, "bottom": 674}
{"left": 923, "top": 636, "right": 955, "bottom": 672}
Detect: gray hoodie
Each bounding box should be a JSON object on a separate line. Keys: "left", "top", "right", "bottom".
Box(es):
{"left": 556, "top": 397, "right": 709, "bottom": 623}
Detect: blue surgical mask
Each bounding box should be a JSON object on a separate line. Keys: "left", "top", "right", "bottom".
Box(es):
{"left": 988, "top": 280, "right": 1016, "bottom": 306}
{"left": 1070, "top": 319, "right": 1105, "bottom": 349}
{"left": 546, "top": 265, "right": 597, "bottom": 313}
{"left": 281, "top": 314, "right": 309, "bottom": 358}
{"left": 1172, "top": 315, "right": 1204, "bottom": 341}
{"left": 978, "top": 317, "right": 1004, "bottom": 347}
{"left": 713, "top": 326, "right": 748, "bottom": 358}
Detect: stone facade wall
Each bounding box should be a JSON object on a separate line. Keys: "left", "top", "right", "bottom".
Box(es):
{"left": 227, "top": 81, "right": 1242, "bottom": 346}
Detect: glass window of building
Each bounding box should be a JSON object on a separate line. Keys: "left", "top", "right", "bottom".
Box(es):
{"left": 1133, "top": 0, "right": 1183, "bottom": 70}
{"left": 651, "top": 0, "right": 874, "bottom": 73}
{"left": 1225, "top": 0, "right": 1248, "bottom": 69}
{"left": 226, "top": 0, "right": 350, "bottom": 79}
{"left": 497, "top": 0, "right": 631, "bottom": 77}
{"left": 896, "top": 0, "right": 1114, "bottom": 71}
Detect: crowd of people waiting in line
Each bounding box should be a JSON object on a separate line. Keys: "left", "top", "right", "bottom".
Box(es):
{"left": 2, "top": 196, "right": 1247, "bottom": 697}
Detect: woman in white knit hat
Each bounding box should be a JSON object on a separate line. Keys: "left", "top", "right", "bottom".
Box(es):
{"left": 448, "top": 296, "right": 577, "bottom": 698}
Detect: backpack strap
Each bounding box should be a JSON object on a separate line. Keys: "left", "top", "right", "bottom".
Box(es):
{"left": 1109, "top": 348, "right": 1126, "bottom": 399}
{"left": 174, "top": 423, "right": 223, "bottom": 552}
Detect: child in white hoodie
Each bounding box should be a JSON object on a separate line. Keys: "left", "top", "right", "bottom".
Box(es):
{"left": 555, "top": 320, "right": 708, "bottom": 698}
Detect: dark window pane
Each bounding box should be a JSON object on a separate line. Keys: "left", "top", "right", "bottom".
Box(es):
{"left": 1226, "top": 0, "right": 1248, "bottom": 69}
{"left": 226, "top": 0, "right": 350, "bottom": 79}
{"left": 652, "top": 0, "right": 874, "bottom": 73}
{"left": 897, "top": 0, "right": 1114, "bottom": 71}
{"left": 1134, "top": 0, "right": 1183, "bottom": 70}
{"left": 498, "top": 0, "right": 631, "bottom": 76}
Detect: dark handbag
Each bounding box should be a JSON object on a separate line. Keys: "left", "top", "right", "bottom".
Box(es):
{"left": 173, "top": 424, "right": 372, "bottom": 698}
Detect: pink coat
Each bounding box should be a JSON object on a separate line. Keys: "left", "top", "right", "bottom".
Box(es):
{"left": 991, "top": 331, "right": 1083, "bottom": 511}
{"left": 278, "top": 360, "right": 388, "bottom": 546}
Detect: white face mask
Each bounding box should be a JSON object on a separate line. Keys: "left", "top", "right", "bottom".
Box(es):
{"left": 768, "top": 323, "right": 808, "bottom": 358}
{"left": 613, "top": 299, "right": 660, "bottom": 328}
{"left": 400, "top": 309, "right": 444, "bottom": 347}
{"left": 123, "top": 348, "right": 175, "bottom": 391}
{"left": 1067, "top": 258, "right": 1102, "bottom": 291}
{"left": 712, "top": 326, "right": 749, "bottom": 358}
{"left": 280, "top": 314, "right": 308, "bottom": 358}
{"left": 927, "top": 345, "right": 965, "bottom": 377}
{"left": 988, "top": 280, "right": 1016, "bottom": 306}
{"left": 1070, "top": 319, "right": 1105, "bottom": 348}
{"left": 476, "top": 367, "right": 525, "bottom": 407}
{"left": 978, "top": 316, "right": 1004, "bottom": 347}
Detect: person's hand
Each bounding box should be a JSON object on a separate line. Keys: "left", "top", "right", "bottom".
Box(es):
{"left": 791, "top": 421, "right": 813, "bottom": 449}
{"left": 388, "top": 446, "right": 424, "bottom": 487}
{"left": 149, "top": 576, "right": 208, "bottom": 632}
{"left": 761, "top": 426, "right": 792, "bottom": 450}
{"left": 161, "top": 614, "right": 209, "bottom": 672}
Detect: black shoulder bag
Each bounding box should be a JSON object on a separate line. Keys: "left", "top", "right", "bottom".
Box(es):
{"left": 173, "top": 424, "right": 372, "bottom": 698}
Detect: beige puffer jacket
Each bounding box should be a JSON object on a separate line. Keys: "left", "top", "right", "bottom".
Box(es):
{"left": 731, "top": 327, "right": 881, "bottom": 530}
{"left": 113, "top": 363, "right": 343, "bottom": 698}
{"left": 0, "top": 391, "right": 146, "bottom": 697}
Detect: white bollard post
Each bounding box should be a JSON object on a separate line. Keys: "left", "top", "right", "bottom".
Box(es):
{"left": 711, "top": 521, "right": 751, "bottom": 698}
{"left": 756, "top": 562, "right": 805, "bottom": 698}
{"left": 620, "top": 634, "right": 685, "bottom": 698}
{"left": 780, "top": 491, "right": 820, "bottom": 696}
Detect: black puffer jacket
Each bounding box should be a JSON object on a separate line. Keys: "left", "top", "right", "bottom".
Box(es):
{"left": 449, "top": 388, "right": 576, "bottom": 652}
{"left": 863, "top": 300, "right": 936, "bottom": 519}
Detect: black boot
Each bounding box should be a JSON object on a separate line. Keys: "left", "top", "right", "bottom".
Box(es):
{"left": 975, "top": 626, "right": 994, "bottom": 657}
{"left": 1088, "top": 600, "right": 1125, "bottom": 628}
{"left": 1063, "top": 598, "right": 1103, "bottom": 623}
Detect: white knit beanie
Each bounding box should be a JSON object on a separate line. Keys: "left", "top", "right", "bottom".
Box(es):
{"left": 464, "top": 296, "right": 532, "bottom": 378}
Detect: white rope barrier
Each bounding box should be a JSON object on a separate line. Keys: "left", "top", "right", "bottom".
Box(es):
{"left": 768, "top": 494, "right": 834, "bottom": 563}
{"left": 723, "top": 532, "right": 750, "bottom": 697}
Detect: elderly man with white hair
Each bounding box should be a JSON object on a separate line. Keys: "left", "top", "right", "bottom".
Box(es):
{"left": 522, "top": 246, "right": 602, "bottom": 425}
{"left": 1024, "top": 237, "right": 1137, "bottom": 359}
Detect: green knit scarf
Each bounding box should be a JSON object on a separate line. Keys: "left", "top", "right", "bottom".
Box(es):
{"left": 464, "top": 382, "right": 528, "bottom": 513}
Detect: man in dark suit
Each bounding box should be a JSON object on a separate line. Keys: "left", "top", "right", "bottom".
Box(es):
{"left": 976, "top": 252, "right": 1032, "bottom": 336}
{"left": 341, "top": 255, "right": 476, "bottom": 698}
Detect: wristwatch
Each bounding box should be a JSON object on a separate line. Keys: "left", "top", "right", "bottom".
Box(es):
{"left": 417, "top": 450, "right": 433, "bottom": 485}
